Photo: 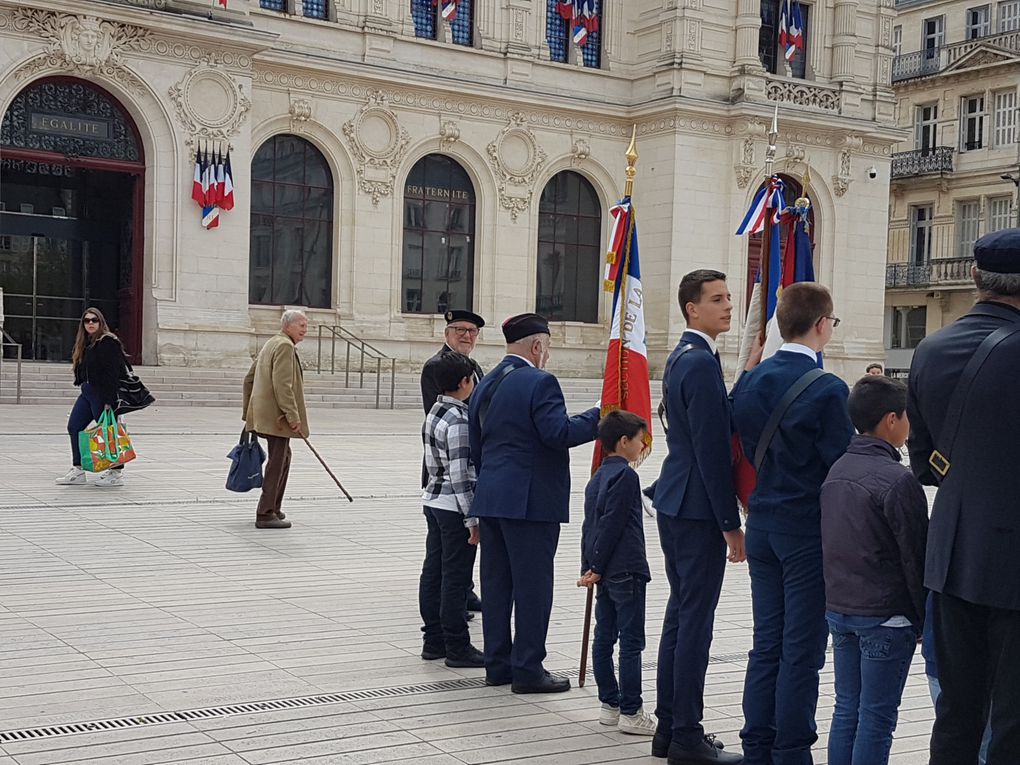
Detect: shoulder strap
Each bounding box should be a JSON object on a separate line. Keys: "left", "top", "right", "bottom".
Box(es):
{"left": 476, "top": 362, "right": 520, "bottom": 430}
{"left": 753, "top": 367, "right": 828, "bottom": 472}
{"left": 657, "top": 344, "right": 697, "bottom": 435}
{"left": 929, "top": 323, "right": 1020, "bottom": 480}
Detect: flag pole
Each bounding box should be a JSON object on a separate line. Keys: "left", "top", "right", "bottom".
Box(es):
{"left": 758, "top": 106, "right": 780, "bottom": 341}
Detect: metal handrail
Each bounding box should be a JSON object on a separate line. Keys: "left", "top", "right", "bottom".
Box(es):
{"left": 315, "top": 324, "right": 396, "bottom": 410}
{"left": 0, "top": 328, "right": 23, "bottom": 404}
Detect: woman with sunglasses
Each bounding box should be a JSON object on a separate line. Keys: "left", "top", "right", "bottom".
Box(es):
{"left": 55, "top": 308, "right": 130, "bottom": 487}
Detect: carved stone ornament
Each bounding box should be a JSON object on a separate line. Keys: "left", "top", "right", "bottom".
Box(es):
{"left": 766, "top": 78, "right": 841, "bottom": 112}
{"left": 487, "top": 112, "right": 547, "bottom": 222}
{"left": 734, "top": 135, "right": 756, "bottom": 189}
{"left": 571, "top": 137, "right": 591, "bottom": 164}
{"left": 168, "top": 65, "right": 252, "bottom": 146}
{"left": 439, "top": 120, "right": 460, "bottom": 149}
{"left": 342, "top": 91, "right": 410, "bottom": 205}
{"left": 10, "top": 9, "right": 151, "bottom": 93}
{"left": 832, "top": 147, "right": 853, "bottom": 197}
{"left": 289, "top": 97, "right": 312, "bottom": 132}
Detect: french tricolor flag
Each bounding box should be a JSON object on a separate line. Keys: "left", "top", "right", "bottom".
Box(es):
{"left": 779, "top": 0, "right": 804, "bottom": 62}
{"left": 735, "top": 176, "right": 786, "bottom": 237}
{"left": 594, "top": 199, "right": 652, "bottom": 469}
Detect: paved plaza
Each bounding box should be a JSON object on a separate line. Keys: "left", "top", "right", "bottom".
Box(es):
{"left": 0, "top": 403, "right": 935, "bottom": 764}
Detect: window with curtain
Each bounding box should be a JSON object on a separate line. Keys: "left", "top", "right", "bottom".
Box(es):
{"left": 303, "top": 0, "right": 327, "bottom": 18}
{"left": 249, "top": 135, "right": 334, "bottom": 308}
{"left": 536, "top": 171, "right": 602, "bottom": 323}
{"left": 402, "top": 155, "right": 476, "bottom": 314}
{"left": 259, "top": 0, "right": 286, "bottom": 11}
{"left": 547, "top": 1, "right": 603, "bottom": 68}
{"left": 411, "top": 0, "right": 474, "bottom": 45}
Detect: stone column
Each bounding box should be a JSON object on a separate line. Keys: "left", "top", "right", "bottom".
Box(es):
{"left": 733, "top": 0, "right": 763, "bottom": 71}
{"left": 832, "top": 0, "right": 859, "bottom": 82}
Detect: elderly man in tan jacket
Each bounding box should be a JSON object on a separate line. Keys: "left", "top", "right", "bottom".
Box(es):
{"left": 243, "top": 310, "right": 309, "bottom": 529}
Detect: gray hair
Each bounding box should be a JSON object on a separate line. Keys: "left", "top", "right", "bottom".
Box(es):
{"left": 281, "top": 309, "right": 308, "bottom": 328}
{"left": 507, "top": 332, "right": 549, "bottom": 349}
{"left": 974, "top": 268, "right": 1020, "bottom": 298}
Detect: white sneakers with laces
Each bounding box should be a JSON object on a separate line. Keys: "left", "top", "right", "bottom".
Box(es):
{"left": 599, "top": 703, "right": 620, "bottom": 726}
{"left": 55, "top": 467, "right": 86, "bottom": 485}
{"left": 93, "top": 469, "right": 125, "bottom": 488}
{"left": 617, "top": 708, "right": 658, "bottom": 736}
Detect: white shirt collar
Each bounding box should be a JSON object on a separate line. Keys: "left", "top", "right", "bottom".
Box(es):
{"left": 506, "top": 353, "right": 535, "bottom": 368}
{"left": 685, "top": 329, "right": 718, "bottom": 355}
{"left": 779, "top": 342, "right": 818, "bottom": 361}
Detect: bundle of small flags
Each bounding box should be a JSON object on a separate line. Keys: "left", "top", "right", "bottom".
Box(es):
{"left": 432, "top": 0, "right": 460, "bottom": 22}
{"left": 779, "top": 0, "right": 804, "bottom": 63}
{"left": 557, "top": 0, "right": 599, "bottom": 46}
{"left": 191, "top": 148, "right": 234, "bottom": 230}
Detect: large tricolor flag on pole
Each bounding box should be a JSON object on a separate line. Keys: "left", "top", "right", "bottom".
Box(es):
{"left": 779, "top": 0, "right": 804, "bottom": 63}
{"left": 593, "top": 197, "right": 652, "bottom": 470}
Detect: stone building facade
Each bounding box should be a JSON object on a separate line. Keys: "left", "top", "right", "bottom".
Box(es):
{"left": 0, "top": 0, "right": 900, "bottom": 377}
{"left": 885, "top": 0, "right": 1020, "bottom": 374}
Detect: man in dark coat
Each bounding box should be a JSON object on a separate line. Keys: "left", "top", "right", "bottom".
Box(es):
{"left": 468, "top": 312, "right": 599, "bottom": 694}
{"left": 420, "top": 310, "right": 486, "bottom": 613}
{"left": 652, "top": 270, "right": 745, "bottom": 765}
{"left": 907, "top": 229, "right": 1020, "bottom": 764}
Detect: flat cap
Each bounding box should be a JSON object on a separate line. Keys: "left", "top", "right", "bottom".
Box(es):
{"left": 444, "top": 309, "right": 485, "bottom": 328}
{"left": 974, "top": 228, "right": 1020, "bottom": 274}
{"left": 502, "top": 312, "right": 550, "bottom": 343}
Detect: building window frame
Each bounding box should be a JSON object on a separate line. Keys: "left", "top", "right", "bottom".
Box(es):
{"left": 993, "top": 89, "right": 1018, "bottom": 148}
{"left": 891, "top": 306, "right": 927, "bottom": 350}
{"left": 759, "top": 0, "right": 811, "bottom": 80}
{"left": 989, "top": 195, "right": 1014, "bottom": 231}
{"left": 892, "top": 24, "right": 902, "bottom": 56}
{"left": 967, "top": 5, "right": 992, "bottom": 38}
{"left": 258, "top": 0, "right": 288, "bottom": 11}
{"left": 915, "top": 103, "right": 939, "bottom": 154}
{"left": 410, "top": 0, "right": 477, "bottom": 47}
{"left": 1000, "top": 0, "right": 1020, "bottom": 31}
{"left": 922, "top": 15, "right": 945, "bottom": 54}
{"left": 956, "top": 200, "right": 982, "bottom": 259}
{"left": 546, "top": 1, "right": 604, "bottom": 69}
{"left": 909, "top": 204, "right": 934, "bottom": 265}
{"left": 961, "top": 95, "right": 985, "bottom": 151}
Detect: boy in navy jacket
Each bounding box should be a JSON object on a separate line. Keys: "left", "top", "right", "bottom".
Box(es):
{"left": 731, "top": 282, "right": 854, "bottom": 765}
{"left": 579, "top": 411, "right": 654, "bottom": 736}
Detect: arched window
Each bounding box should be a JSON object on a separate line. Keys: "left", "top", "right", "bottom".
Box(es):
{"left": 249, "top": 135, "right": 334, "bottom": 308}
{"left": 547, "top": 0, "right": 602, "bottom": 68}
{"left": 402, "top": 154, "right": 476, "bottom": 314}
{"left": 411, "top": 0, "right": 475, "bottom": 45}
{"left": 536, "top": 171, "right": 602, "bottom": 323}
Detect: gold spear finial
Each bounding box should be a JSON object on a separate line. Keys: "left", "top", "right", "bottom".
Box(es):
{"left": 624, "top": 125, "right": 638, "bottom": 197}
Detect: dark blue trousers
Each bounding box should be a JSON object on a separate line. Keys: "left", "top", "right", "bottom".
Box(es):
{"left": 655, "top": 515, "right": 727, "bottom": 747}
{"left": 478, "top": 517, "right": 559, "bottom": 685}
{"left": 741, "top": 528, "right": 829, "bottom": 765}
{"left": 67, "top": 383, "right": 106, "bottom": 466}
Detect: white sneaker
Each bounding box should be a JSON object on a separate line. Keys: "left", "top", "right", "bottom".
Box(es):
{"left": 55, "top": 467, "right": 86, "bottom": 485}
{"left": 93, "top": 469, "right": 124, "bottom": 488}
{"left": 599, "top": 703, "right": 620, "bottom": 726}
{"left": 618, "top": 708, "right": 657, "bottom": 736}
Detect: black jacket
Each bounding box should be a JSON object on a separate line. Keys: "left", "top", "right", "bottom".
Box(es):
{"left": 907, "top": 301, "right": 1020, "bottom": 610}
{"left": 820, "top": 435, "right": 929, "bottom": 625}
{"left": 420, "top": 344, "right": 484, "bottom": 414}
{"left": 73, "top": 335, "right": 127, "bottom": 407}
{"left": 581, "top": 456, "right": 651, "bottom": 582}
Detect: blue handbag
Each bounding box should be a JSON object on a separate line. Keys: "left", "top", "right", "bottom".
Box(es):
{"left": 226, "top": 430, "right": 266, "bottom": 492}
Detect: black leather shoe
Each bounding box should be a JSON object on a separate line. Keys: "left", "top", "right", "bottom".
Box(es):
{"left": 511, "top": 672, "right": 570, "bottom": 694}
{"left": 484, "top": 675, "right": 510, "bottom": 686}
{"left": 667, "top": 737, "right": 741, "bottom": 764}
{"left": 445, "top": 645, "right": 485, "bottom": 668}
{"left": 421, "top": 645, "right": 445, "bottom": 661}
{"left": 255, "top": 518, "right": 291, "bottom": 529}
{"left": 275, "top": 510, "right": 286, "bottom": 520}
{"left": 654, "top": 732, "right": 725, "bottom": 758}
{"left": 466, "top": 592, "right": 483, "bottom": 612}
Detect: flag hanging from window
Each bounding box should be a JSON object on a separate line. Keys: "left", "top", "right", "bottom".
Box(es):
{"left": 192, "top": 147, "right": 234, "bottom": 230}
{"left": 779, "top": 0, "right": 804, "bottom": 63}
{"left": 593, "top": 197, "right": 652, "bottom": 470}
{"left": 433, "top": 0, "right": 459, "bottom": 21}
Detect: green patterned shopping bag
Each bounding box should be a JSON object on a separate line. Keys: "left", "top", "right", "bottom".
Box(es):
{"left": 79, "top": 408, "right": 137, "bottom": 473}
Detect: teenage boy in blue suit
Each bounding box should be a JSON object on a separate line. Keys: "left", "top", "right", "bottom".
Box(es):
{"left": 731, "top": 282, "right": 854, "bottom": 765}
{"left": 652, "top": 269, "right": 747, "bottom": 765}
{"left": 468, "top": 312, "right": 599, "bottom": 694}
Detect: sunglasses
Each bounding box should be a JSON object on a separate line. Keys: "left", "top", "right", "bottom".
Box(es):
{"left": 83, "top": 317, "right": 99, "bottom": 324}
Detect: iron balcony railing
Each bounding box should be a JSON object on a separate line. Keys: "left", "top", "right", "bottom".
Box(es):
{"left": 890, "top": 147, "right": 954, "bottom": 179}
{"left": 886, "top": 257, "right": 975, "bottom": 288}
{"left": 892, "top": 28, "right": 1020, "bottom": 82}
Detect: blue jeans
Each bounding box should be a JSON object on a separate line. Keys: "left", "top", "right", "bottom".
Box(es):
{"left": 592, "top": 574, "right": 646, "bottom": 715}
{"left": 741, "top": 529, "right": 829, "bottom": 765}
{"left": 927, "top": 676, "right": 990, "bottom": 765}
{"left": 67, "top": 383, "right": 105, "bottom": 467}
{"left": 826, "top": 612, "right": 917, "bottom": 765}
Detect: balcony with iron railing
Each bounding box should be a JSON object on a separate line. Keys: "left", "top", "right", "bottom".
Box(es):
{"left": 890, "top": 147, "right": 955, "bottom": 179}
{"left": 886, "top": 257, "right": 976, "bottom": 288}
{"left": 893, "top": 27, "right": 1020, "bottom": 83}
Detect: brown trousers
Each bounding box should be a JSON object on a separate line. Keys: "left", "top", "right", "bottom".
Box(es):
{"left": 256, "top": 434, "right": 292, "bottom": 519}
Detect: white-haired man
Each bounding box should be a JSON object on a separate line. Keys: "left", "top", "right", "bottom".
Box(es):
{"left": 243, "top": 310, "right": 309, "bottom": 529}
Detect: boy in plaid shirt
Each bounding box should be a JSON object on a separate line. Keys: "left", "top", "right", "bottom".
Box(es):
{"left": 419, "top": 352, "right": 484, "bottom": 668}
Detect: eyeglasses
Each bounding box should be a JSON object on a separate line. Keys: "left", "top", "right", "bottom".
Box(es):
{"left": 450, "top": 327, "right": 479, "bottom": 337}
{"left": 825, "top": 315, "right": 841, "bottom": 328}
{"left": 83, "top": 317, "right": 99, "bottom": 324}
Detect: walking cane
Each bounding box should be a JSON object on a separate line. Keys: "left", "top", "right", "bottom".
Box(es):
{"left": 300, "top": 434, "right": 354, "bottom": 502}
{"left": 579, "top": 584, "right": 594, "bottom": 688}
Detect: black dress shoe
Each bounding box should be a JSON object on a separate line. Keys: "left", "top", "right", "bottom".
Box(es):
{"left": 667, "top": 737, "right": 741, "bottom": 765}
{"left": 484, "top": 675, "right": 511, "bottom": 686}
{"left": 255, "top": 517, "right": 291, "bottom": 529}
{"left": 655, "top": 731, "right": 726, "bottom": 758}
{"left": 444, "top": 645, "right": 485, "bottom": 668}
{"left": 275, "top": 510, "right": 286, "bottom": 520}
{"left": 421, "top": 645, "right": 446, "bottom": 661}
{"left": 511, "top": 672, "right": 570, "bottom": 694}
{"left": 466, "top": 592, "right": 483, "bottom": 612}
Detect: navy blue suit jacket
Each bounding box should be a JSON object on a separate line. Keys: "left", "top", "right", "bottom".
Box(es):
{"left": 731, "top": 350, "right": 853, "bottom": 537}
{"left": 653, "top": 333, "right": 740, "bottom": 532}
{"left": 468, "top": 355, "right": 599, "bottom": 524}
{"left": 907, "top": 301, "right": 1020, "bottom": 610}
{"left": 581, "top": 457, "right": 651, "bottom": 581}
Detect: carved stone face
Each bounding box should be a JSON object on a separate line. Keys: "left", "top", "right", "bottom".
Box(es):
{"left": 78, "top": 26, "right": 99, "bottom": 52}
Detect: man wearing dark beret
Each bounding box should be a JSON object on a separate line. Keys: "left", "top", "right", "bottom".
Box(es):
{"left": 467, "top": 312, "right": 600, "bottom": 693}
{"left": 419, "top": 310, "right": 486, "bottom": 629}
{"left": 907, "top": 228, "right": 1020, "bottom": 764}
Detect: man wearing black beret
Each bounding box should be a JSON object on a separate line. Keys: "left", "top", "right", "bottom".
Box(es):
{"left": 907, "top": 228, "right": 1020, "bottom": 763}
{"left": 467, "top": 312, "right": 600, "bottom": 693}
{"left": 419, "top": 310, "right": 486, "bottom": 626}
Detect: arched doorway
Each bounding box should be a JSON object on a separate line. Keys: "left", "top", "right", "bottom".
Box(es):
{"left": 744, "top": 173, "right": 817, "bottom": 308}
{"left": 0, "top": 77, "right": 145, "bottom": 362}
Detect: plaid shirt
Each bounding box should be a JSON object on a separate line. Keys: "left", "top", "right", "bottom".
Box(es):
{"left": 422, "top": 395, "right": 477, "bottom": 525}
